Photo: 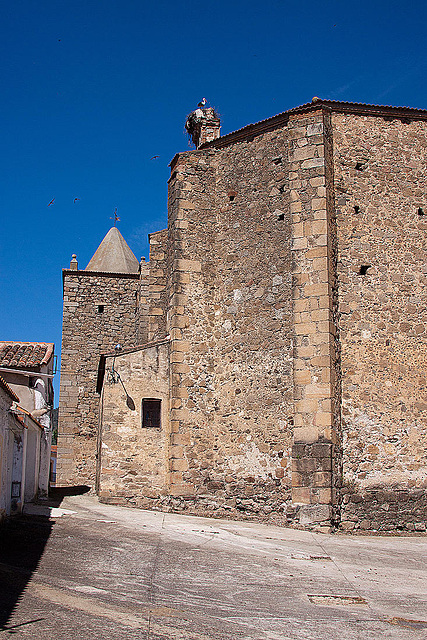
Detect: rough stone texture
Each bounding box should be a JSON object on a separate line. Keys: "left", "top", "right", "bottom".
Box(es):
{"left": 185, "top": 107, "right": 221, "bottom": 148}
{"left": 287, "top": 111, "right": 339, "bottom": 525}
{"left": 164, "top": 125, "right": 295, "bottom": 522}
{"left": 58, "top": 102, "right": 427, "bottom": 531}
{"left": 147, "top": 229, "right": 169, "bottom": 343}
{"left": 96, "top": 343, "right": 169, "bottom": 503}
{"left": 57, "top": 271, "right": 140, "bottom": 487}
{"left": 340, "top": 487, "right": 427, "bottom": 532}
{"left": 135, "top": 230, "right": 170, "bottom": 346}
{"left": 333, "top": 113, "right": 427, "bottom": 530}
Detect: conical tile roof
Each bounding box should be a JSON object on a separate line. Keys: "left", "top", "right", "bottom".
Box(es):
{"left": 85, "top": 227, "right": 139, "bottom": 274}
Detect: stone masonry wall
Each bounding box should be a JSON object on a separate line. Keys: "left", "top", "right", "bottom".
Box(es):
{"left": 137, "top": 260, "right": 150, "bottom": 345}
{"left": 164, "top": 125, "right": 295, "bottom": 524}
{"left": 333, "top": 113, "right": 427, "bottom": 531}
{"left": 97, "top": 343, "right": 170, "bottom": 504}
{"left": 147, "top": 230, "right": 169, "bottom": 343}
{"left": 287, "top": 110, "right": 340, "bottom": 528}
{"left": 61, "top": 103, "right": 427, "bottom": 532}
{"left": 57, "top": 271, "right": 139, "bottom": 487}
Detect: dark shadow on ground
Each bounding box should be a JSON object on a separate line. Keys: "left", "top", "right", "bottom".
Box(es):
{"left": 0, "top": 485, "right": 90, "bottom": 631}
{"left": 44, "top": 484, "right": 90, "bottom": 507}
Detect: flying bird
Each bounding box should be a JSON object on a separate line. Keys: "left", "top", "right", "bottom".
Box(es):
{"left": 198, "top": 97, "right": 207, "bottom": 108}
{"left": 150, "top": 155, "right": 160, "bottom": 160}
{"left": 47, "top": 198, "right": 55, "bottom": 207}
{"left": 74, "top": 197, "right": 80, "bottom": 203}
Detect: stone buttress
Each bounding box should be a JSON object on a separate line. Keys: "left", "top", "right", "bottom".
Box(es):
{"left": 60, "top": 100, "right": 427, "bottom": 532}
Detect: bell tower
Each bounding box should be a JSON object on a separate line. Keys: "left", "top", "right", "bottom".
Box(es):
{"left": 57, "top": 226, "right": 142, "bottom": 487}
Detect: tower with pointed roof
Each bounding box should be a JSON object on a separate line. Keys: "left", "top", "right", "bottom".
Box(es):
{"left": 58, "top": 98, "right": 427, "bottom": 532}
{"left": 57, "top": 227, "right": 144, "bottom": 486}
{"left": 85, "top": 227, "right": 140, "bottom": 274}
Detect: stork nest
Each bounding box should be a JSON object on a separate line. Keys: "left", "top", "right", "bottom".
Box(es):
{"left": 184, "top": 107, "right": 221, "bottom": 145}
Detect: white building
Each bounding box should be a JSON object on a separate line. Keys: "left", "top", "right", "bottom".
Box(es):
{"left": 0, "top": 342, "right": 55, "bottom": 507}
{"left": 0, "top": 376, "right": 47, "bottom": 517}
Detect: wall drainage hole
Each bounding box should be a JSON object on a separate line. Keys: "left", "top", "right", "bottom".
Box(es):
{"left": 418, "top": 207, "right": 425, "bottom": 216}
{"left": 358, "top": 265, "right": 371, "bottom": 275}
{"left": 272, "top": 157, "right": 282, "bottom": 165}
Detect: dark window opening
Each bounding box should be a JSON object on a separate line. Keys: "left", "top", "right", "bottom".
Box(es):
{"left": 229, "top": 195, "right": 235, "bottom": 202}
{"left": 142, "top": 399, "right": 161, "bottom": 428}
{"left": 358, "top": 265, "right": 371, "bottom": 275}
{"left": 97, "top": 305, "right": 105, "bottom": 314}
{"left": 354, "top": 205, "right": 360, "bottom": 214}
{"left": 11, "top": 482, "right": 21, "bottom": 498}
{"left": 272, "top": 156, "right": 282, "bottom": 165}
{"left": 277, "top": 213, "right": 285, "bottom": 221}
{"left": 278, "top": 184, "right": 285, "bottom": 193}
{"left": 355, "top": 162, "right": 365, "bottom": 171}
{"left": 418, "top": 207, "right": 425, "bottom": 216}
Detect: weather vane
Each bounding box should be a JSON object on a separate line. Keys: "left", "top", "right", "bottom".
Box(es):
{"left": 110, "top": 208, "right": 120, "bottom": 226}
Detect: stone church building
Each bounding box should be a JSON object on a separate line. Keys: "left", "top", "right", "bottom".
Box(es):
{"left": 58, "top": 98, "right": 427, "bottom": 531}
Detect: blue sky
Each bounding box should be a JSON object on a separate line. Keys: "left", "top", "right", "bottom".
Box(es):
{"left": 1, "top": 0, "right": 426, "bottom": 403}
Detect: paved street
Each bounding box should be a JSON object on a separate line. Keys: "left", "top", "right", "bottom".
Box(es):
{"left": 0, "top": 493, "right": 426, "bottom": 639}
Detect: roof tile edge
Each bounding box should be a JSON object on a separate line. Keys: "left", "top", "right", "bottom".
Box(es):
{"left": 199, "top": 99, "right": 427, "bottom": 150}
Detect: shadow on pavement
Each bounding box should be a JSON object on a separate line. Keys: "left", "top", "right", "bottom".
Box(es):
{"left": 0, "top": 485, "right": 90, "bottom": 631}
{"left": 45, "top": 484, "right": 90, "bottom": 507}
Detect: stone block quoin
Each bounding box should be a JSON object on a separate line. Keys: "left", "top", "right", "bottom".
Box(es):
{"left": 288, "top": 110, "right": 337, "bottom": 513}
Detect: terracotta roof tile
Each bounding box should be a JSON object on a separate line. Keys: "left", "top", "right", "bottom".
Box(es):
{"left": 12, "top": 405, "right": 44, "bottom": 430}
{"left": 199, "top": 98, "right": 427, "bottom": 150}
{"left": 0, "top": 342, "right": 54, "bottom": 369}
{"left": 0, "top": 375, "right": 19, "bottom": 402}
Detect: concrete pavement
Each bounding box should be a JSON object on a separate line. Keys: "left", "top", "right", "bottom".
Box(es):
{"left": 1, "top": 494, "right": 426, "bottom": 639}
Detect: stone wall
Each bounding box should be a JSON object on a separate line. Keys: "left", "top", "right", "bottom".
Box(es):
{"left": 287, "top": 110, "right": 341, "bottom": 528}
{"left": 147, "top": 230, "right": 169, "bottom": 342}
{"left": 97, "top": 342, "right": 170, "bottom": 504}
{"left": 163, "top": 124, "right": 295, "bottom": 523}
{"left": 333, "top": 113, "right": 427, "bottom": 531}
{"left": 57, "top": 271, "right": 140, "bottom": 487}
{"left": 59, "top": 101, "right": 427, "bottom": 532}
{"left": 136, "top": 231, "right": 169, "bottom": 345}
